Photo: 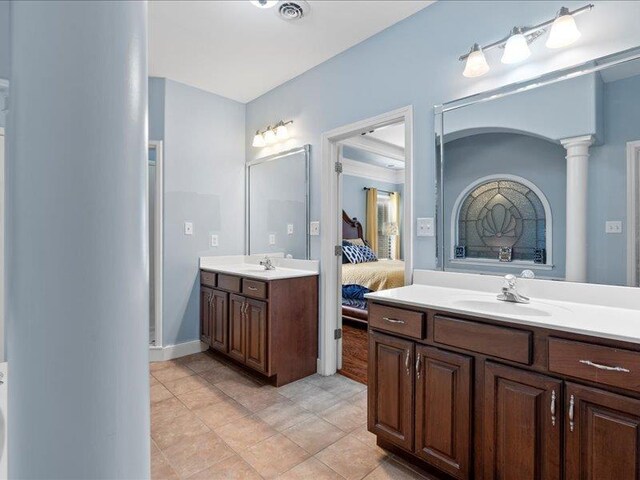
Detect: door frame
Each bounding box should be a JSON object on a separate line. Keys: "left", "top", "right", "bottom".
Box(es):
{"left": 319, "top": 106, "right": 413, "bottom": 375}
{"left": 0, "top": 127, "right": 4, "bottom": 362}
{"left": 627, "top": 140, "right": 640, "bottom": 287}
{"left": 149, "top": 140, "right": 164, "bottom": 350}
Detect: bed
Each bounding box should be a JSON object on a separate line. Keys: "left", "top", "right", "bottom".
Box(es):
{"left": 341, "top": 210, "right": 405, "bottom": 323}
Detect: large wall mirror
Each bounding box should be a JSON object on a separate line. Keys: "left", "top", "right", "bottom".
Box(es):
{"left": 246, "top": 145, "right": 310, "bottom": 259}
{"left": 436, "top": 47, "right": 640, "bottom": 287}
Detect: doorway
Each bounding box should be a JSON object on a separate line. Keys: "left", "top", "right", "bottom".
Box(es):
{"left": 148, "top": 141, "right": 163, "bottom": 349}
{"left": 319, "top": 106, "right": 413, "bottom": 376}
{"left": 628, "top": 140, "right": 640, "bottom": 287}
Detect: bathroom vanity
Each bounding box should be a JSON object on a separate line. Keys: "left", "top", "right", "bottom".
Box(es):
{"left": 199, "top": 256, "right": 319, "bottom": 386}
{"left": 366, "top": 273, "right": 640, "bottom": 480}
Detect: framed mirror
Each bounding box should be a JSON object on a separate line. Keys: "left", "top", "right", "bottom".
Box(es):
{"left": 246, "top": 145, "right": 310, "bottom": 259}
{"left": 435, "top": 47, "right": 640, "bottom": 286}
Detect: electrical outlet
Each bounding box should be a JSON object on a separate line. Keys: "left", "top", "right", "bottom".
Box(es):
{"left": 417, "top": 217, "right": 434, "bottom": 237}
{"left": 184, "top": 222, "right": 193, "bottom": 235}
{"left": 287, "top": 224, "right": 294, "bottom": 235}
{"left": 210, "top": 234, "right": 219, "bottom": 247}
{"left": 310, "top": 221, "right": 320, "bottom": 236}
{"left": 269, "top": 233, "right": 276, "bottom": 245}
{"left": 605, "top": 221, "right": 623, "bottom": 234}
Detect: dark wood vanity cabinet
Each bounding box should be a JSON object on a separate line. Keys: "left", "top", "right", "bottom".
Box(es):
{"left": 368, "top": 300, "right": 640, "bottom": 480}
{"left": 200, "top": 270, "right": 318, "bottom": 386}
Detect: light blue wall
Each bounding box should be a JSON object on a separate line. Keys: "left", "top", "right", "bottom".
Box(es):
{"left": 443, "top": 133, "right": 567, "bottom": 278}
{"left": 588, "top": 74, "right": 640, "bottom": 285}
{"left": 149, "top": 77, "right": 165, "bottom": 141}
{"left": 246, "top": 0, "right": 640, "bottom": 271}
{"left": 157, "top": 79, "right": 245, "bottom": 347}
{"left": 0, "top": 0, "right": 9, "bottom": 80}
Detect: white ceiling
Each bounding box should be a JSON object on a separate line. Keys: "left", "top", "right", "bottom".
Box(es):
{"left": 149, "top": 1, "right": 434, "bottom": 103}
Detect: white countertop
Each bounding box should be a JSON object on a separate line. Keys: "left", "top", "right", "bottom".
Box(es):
{"left": 199, "top": 255, "right": 319, "bottom": 281}
{"left": 366, "top": 284, "right": 640, "bottom": 345}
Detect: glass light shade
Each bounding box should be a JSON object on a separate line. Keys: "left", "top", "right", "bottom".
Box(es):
{"left": 546, "top": 14, "right": 581, "bottom": 48}
{"left": 501, "top": 33, "right": 531, "bottom": 64}
{"left": 275, "top": 123, "right": 289, "bottom": 140}
{"left": 263, "top": 128, "right": 277, "bottom": 144}
{"left": 250, "top": 1, "right": 278, "bottom": 8}
{"left": 463, "top": 47, "right": 490, "bottom": 78}
{"left": 252, "top": 131, "right": 266, "bottom": 148}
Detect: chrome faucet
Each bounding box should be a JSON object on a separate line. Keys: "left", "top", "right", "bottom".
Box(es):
{"left": 497, "top": 271, "right": 533, "bottom": 304}
{"left": 259, "top": 256, "right": 275, "bottom": 271}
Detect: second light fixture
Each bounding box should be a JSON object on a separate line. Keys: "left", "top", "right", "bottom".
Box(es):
{"left": 252, "top": 120, "right": 293, "bottom": 147}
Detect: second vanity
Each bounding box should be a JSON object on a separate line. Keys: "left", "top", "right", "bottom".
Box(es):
{"left": 365, "top": 271, "right": 640, "bottom": 480}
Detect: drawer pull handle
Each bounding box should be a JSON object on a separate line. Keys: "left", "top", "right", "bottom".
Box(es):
{"left": 405, "top": 351, "right": 411, "bottom": 376}
{"left": 569, "top": 394, "right": 575, "bottom": 432}
{"left": 383, "top": 317, "right": 405, "bottom": 324}
{"left": 416, "top": 355, "right": 421, "bottom": 380}
{"left": 550, "top": 389, "right": 556, "bottom": 427}
{"left": 247, "top": 286, "right": 258, "bottom": 291}
{"left": 579, "top": 359, "right": 631, "bottom": 373}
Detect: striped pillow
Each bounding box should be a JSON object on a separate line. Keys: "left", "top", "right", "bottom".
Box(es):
{"left": 343, "top": 244, "right": 378, "bottom": 264}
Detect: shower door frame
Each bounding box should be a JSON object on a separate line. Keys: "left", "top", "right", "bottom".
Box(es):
{"left": 149, "top": 140, "right": 164, "bottom": 349}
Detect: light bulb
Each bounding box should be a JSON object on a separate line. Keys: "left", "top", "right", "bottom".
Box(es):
{"left": 263, "top": 128, "right": 276, "bottom": 144}
{"left": 250, "top": 1, "right": 278, "bottom": 8}
{"left": 546, "top": 8, "right": 581, "bottom": 49}
{"left": 463, "top": 44, "right": 490, "bottom": 78}
{"left": 275, "top": 122, "right": 289, "bottom": 140}
{"left": 252, "top": 130, "right": 266, "bottom": 148}
{"left": 502, "top": 29, "right": 531, "bottom": 64}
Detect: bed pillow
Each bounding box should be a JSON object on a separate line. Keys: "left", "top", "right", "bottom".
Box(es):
{"left": 343, "top": 244, "right": 378, "bottom": 264}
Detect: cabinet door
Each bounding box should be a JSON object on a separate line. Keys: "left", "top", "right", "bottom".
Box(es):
{"left": 565, "top": 382, "right": 640, "bottom": 480}
{"left": 484, "top": 362, "right": 562, "bottom": 480}
{"left": 415, "top": 346, "right": 472, "bottom": 480}
{"left": 209, "top": 290, "right": 228, "bottom": 353}
{"left": 245, "top": 298, "right": 268, "bottom": 373}
{"left": 228, "top": 294, "right": 246, "bottom": 363}
{"left": 368, "top": 331, "right": 414, "bottom": 451}
{"left": 199, "top": 286, "right": 212, "bottom": 345}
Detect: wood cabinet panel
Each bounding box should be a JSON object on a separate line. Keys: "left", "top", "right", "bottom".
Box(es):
{"left": 209, "top": 290, "right": 228, "bottom": 353}
{"left": 228, "top": 294, "right": 246, "bottom": 363}
{"left": 242, "top": 279, "right": 268, "bottom": 299}
{"left": 484, "top": 362, "right": 562, "bottom": 480}
{"left": 369, "top": 303, "right": 425, "bottom": 339}
{"left": 218, "top": 274, "right": 241, "bottom": 293}
{"left": 415, "top": 346, "right": 472, "bottom": 480}
{"left": 368, "top": 331, "right": 414, "bottom": 451}
{"left": 200, "top": 271, "right": 217, "bottom": 288}
{"left": 245, "top": 298, "right": 267, "bottom": 373}
{"left": 565, "top": 382, "right": 640, "bottom": 480}
{"left": 199, "top": 286, "right": 212, "bottom": 345}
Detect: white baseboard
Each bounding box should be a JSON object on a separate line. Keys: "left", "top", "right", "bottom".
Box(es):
{"left": 149, "top": 340, "right": 208, "bottom": 362}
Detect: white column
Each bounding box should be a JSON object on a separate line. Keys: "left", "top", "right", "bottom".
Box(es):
{"left": 8, "top": 1, "right": 149, "bottom": 478}
{"left": 561, "top": 135, "right": 594, "bottom": 283}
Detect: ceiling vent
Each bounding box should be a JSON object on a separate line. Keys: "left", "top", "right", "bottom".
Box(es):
{"left": 278, "top": 1, "right": 310, "bottom": 21}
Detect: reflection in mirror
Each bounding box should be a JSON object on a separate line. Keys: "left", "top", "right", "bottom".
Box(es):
{"left": 436, "top": 49, "right": 640, "bottom": 286}
{"left": 247, "top": 145, "right": 310, "bottom": 259}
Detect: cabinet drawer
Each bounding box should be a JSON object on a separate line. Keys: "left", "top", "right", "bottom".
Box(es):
{"left": 200, "top": 271, "right": 217, "bottom": 288}
{"left": 433, "top": 316, "right": 532, "bottom": 364}
{"left": 243, "top": 279, "right": 268, "bottom": 299}
{"left": 218, "top": 274, "right": 241, "bottom": 293}
{"left": 549, "top": 338, "right": 640, "bottom": 393}
{"left": 369, "top": 303, "right": 425, "bottom": 339}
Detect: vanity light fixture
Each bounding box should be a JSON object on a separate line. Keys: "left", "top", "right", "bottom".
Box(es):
{"left": 250, "top": 0, "right": 278, "bottom": 8}
{"left": 252, "top": 120, "right": 294, "bottom": 148}
{"left": 459, "top": 4, "right": 593, "bottom": 77}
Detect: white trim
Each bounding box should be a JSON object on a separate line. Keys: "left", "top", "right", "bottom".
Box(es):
{"left": 149, "top": 141, "right": 164, "bottom": 348}
{"left": 627, "top": 141, "right": 640, "bottom": 287}
{"left": 340, "top": 158, "right": 404, "bottom": 184}
{"left": 340, "top": 135, "right": 405, "bottom": 162}
{"left": 449, "top": 173, "right": 553, "bottom": 267}
{"left": 320, "top": 106, "right": 414, "bottom": 376}
{"left": 0, "top": 128, "right": 4, "bottom": 362}
{"left": 149, "top": 340, "right": 208, "bottom": 362}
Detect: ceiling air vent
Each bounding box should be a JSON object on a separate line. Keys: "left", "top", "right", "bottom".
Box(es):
{"left": 278, "top": 1, "right": 310, "bottom": 21}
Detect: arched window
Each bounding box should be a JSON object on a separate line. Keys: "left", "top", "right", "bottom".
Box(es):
{"left": 453, "top": 175, "right": 551, "bottom": 264}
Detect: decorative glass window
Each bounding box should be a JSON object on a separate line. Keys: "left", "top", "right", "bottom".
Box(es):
{"left": 455, "top": 177, "right": 549, "bottom": 263}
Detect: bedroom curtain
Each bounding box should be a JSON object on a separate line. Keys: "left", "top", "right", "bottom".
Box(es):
{"left": 390, "top": 191, "right": 401, "bottom": 260}
{"left": 365, "top": 187, "right": 378, "bottom": 252}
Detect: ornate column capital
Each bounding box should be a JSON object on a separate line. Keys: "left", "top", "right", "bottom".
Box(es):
{"left": 561, "top": 135, "right": 594, "bottom": 156}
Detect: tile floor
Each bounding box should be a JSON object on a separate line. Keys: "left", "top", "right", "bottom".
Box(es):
{"left": 150, "top": 351, "right": 435, "bottom": 479}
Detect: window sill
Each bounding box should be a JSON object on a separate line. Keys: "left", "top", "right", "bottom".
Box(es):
{"left": 448, "top": 258, "right": 555, "bottom": 271}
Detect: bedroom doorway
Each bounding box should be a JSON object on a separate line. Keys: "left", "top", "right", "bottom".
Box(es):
{"left": 318, "top": 106, "right": 413, "bottom": 378}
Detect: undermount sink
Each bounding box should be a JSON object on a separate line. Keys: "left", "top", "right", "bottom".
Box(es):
{"left": 450, "top": 296, "right": 571, "bottom": 317}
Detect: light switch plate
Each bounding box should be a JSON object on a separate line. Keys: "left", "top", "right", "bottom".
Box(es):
{"left": 417, "top": 217, "right": 434, "bottom": 237}
{"left": 605, "top": 221, "right": 623, "bottom": 234}
{"left": 310, "top": 221, "right": 320, "bottom": 236}
{"left": 269, "top": 233, "right": 276, "bottom": 245}
{"left": 287, "top": 224, "right": 294, "bottom": 235}
{"left": 210, "top": 235, "right": 219, "bottom": 247}
{"left": 184, "top": 222, "right": 193, "bottom": 235}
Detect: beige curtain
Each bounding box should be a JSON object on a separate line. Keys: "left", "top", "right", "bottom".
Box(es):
{"left": 390, "top": 192, "right": 401, "bottom": 259}
{"left": 365, "top": 188, "right": 378, "bottom": 252}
